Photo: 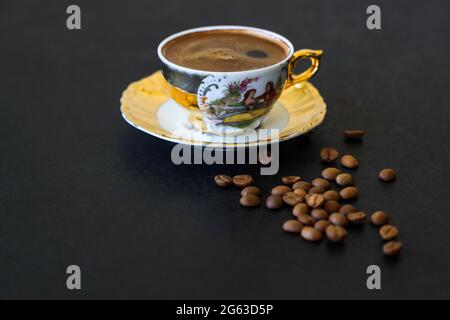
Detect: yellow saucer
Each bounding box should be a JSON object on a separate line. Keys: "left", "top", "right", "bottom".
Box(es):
{"left": 120, "top": 72, "right": 326, "bottom": 148}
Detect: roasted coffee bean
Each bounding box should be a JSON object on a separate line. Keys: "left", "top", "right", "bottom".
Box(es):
{"left": 335, "top": 173, "right": 353, "bottom": 186}
{"left": 233, "top": 175, "right": 254, "bottom": 188}
{"left": 308, "top": 186, "right": 325, "bottom": 194}
{"left": 282, "top": 192, "right": 303, "bottom": 206}
{"left": 297, "top": 214, "right": 316, "bottom": 226}
{"left": 266, "top": 195, "right": 283, "bottom": 210}
{"left": 324, "top": 200, "right": 340, "bottom": 213}
{"left": 344, "top": 130, "right": 365, "bottom": 139}
{"left": 271, "top": 185, "right": 292, "bottom": 196}
{"left": 329, "top": 213, "right": 349, "bottom": 227}
{"left": 241, "top": 186, "right": 261, "bottom": 196}
{"left": 379, "top": 168, "right": 396, "bottom": 182}
{"left": 314, "top": 220, "right": 331, "bottom": 232}
{"left": 214, "top": 175, "right": 232, "bottom": 187}
{"left": 340, "top": 155, "right": 359, "bottom": 169}
{"left": 312, "top": 178, "right": 330, "bottom": 190}
{"left": 282, "top": 220, "right": 304, "bottom": 234}
{"left": 320, "top": 147, "right": 340, "bottom": 162}
{"left": 326, "top": 225, "right": 348, "bottom": 242}
{"left": 311, "top": 208, "right": 329, "bottom": 220}
{"left": 339, "top": 204, "right": 357, "bottom": 215}
{"left": 383, "top": 241, "right": 403, "bottom": 256}
{"left": 321, "top": 167, "right": 341, "bottom": 181}
{"left": 282, "top": 176, "right": 301, "bottom": 186}
{"left": 293, "top": 188, "right": 306, "bottom": 199}
{"left": 347, "top": 211, "right": 366, "bottom": 224}
{"left": 240, "top": 194, "right": 260, "bottom": 207}
{"left": 292, "top": 203, "right": 310, "bottom": 217}
{"left": 306, "top": 193, "right": 325, "bottom": 208}
{"left": 292, "top": 181, "right": 312, "bottom": 192}
{"left": 379, "top": 225, "right": 399, "bottom": 241}
{"left": 339, "top": 186, "right": 359, "bottom": 200}
{"left": 301, "top": 226, "right": 323, "bottom": 242}
{"left": 370, "top": 211, "right": 389, "bottom": 226}
{"left": 323, "top": 190, "right": 340, "bottom": 201}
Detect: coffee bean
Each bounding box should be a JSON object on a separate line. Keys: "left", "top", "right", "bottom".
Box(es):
{"left": 233, "top": 175, "right": 254, "bottom": 188}
{"left": 339, "top": 204, "right": 357, "bottom": 215}
{"left": 344, "top": 130, "right": 365, "bottom": 139}
{"left": 320, "top": 147, "right": 340, "bottom": 162}
{"left": 305, "top": 193, "right": 325, "bottom": 208}
{"left": 214, "top": 175, "right": 232, "bottom": 187}
{"left": 325, "top": 225, "right": 348, "bottom": 242}
{"left": 293, "top": 188, "right": 306, "bottom": 199}
{"left": 347, "top": 211, "right": 366, "bottom": 224}
{"left": 323, "top": 190, "right": 340, "bottom": 201}
{"left": 383, "top": 241, "right": 403, "bottom": 256}
{"left": 312, "top": 178, "right": 330, "bottom": 190}
{"left": 370, "top": 211, "right": 389, "bottom": 226}
{"left": 335, "top": 173, "right": 353, "bottom": 186}
{"left": 292, "top": 181, "right": 312, "bottom": 192}
{"left": 282, "top": 220, "right": 304, "bottom": 234}
{"left": 311, "top": 208, "right": 329, "bottom": 220}
{"left": 340, "top": 155, "right": 359, "bottom": 169}
{"left": 266, "top": 195, "right": 283, "bottom": 210}
{"left": 240, "top": 194, "right": 260, "bottom": 207}
{"left": 324, "top": 200, "right": 340, "bottom": 213}
{"left": 292, "top": 203, "right": 310, "bottom": 217}
{"left": 282, "top": 176, "right": 301, "bottom": 186}
{"left": 282, "top": 192, "right": 303, "bottom": 206}
{"left": 297, "top": 213, "right": 316, "bottom": 226}
{"left": 314, "top": 220, "right": 331, "bottom": 232}
{"left": 379, "top": 225, "right": 399, "bottom": 241}
{"left": 379, "top": 168, "right": 396, "bottom": 182}
{"left": 339, "top": 186, "right": 359, "bottom": 200}
{"left": 329, "top": 213, "right": 349, "bottom": 227}
{"left": 271, "top": 185, "right": 292, "bottom": 196}
{"left": 301, "top": 226, "right": 323, "bottom": 242}
{"left": 321, "top": 167, "right": 342, "bottom": 181}
{"left": 241, "top": 186, "right": 261, "bottom": 196}
{"left": 308, "top": 186, "right": 325, "bottom": 194}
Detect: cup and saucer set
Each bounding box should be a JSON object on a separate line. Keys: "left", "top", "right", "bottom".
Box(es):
{"left": 120, "top": 26, "right": 327, "bottom": 148}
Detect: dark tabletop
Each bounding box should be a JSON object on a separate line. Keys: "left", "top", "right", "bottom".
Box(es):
{"left": 1, "top": 0, "right": 450, "bottom": 299}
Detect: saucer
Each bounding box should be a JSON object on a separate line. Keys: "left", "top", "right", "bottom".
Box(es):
{"left": 120, "top": 72, "right": 326, "bottom": 148}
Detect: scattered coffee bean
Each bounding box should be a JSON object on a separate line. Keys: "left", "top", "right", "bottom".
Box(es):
{"left": 311, "top": 208, "right": 329, "bottom": 220}
{"left": 214, "top": 175, "right": 232, "bottom": 187}
{"left": 383, "top": 241, "right": 403, "bottom": 256}
{"left": 379, "top": 168, "right": 396, "bottom": 182}
{"left": 266, "top": 195, "right": 283, "bottom": 210}
{"left": 320, "top": 147, "right": 339, "bottom": 162}
{"left": 321, "top": 167, "right": 341, "bottom": 181}
{"left": 340, "top": 155, "right": 359, "bottom": 169}
{"left": 241, "top": 186, "right": 261, "bottom": 196}
{"left": 329, "top": 213, "right": 349, "bottom": 227}
{"left": 293, "top": 188, "right": 306, "bottom": 199}
{"left": 282, "top": 176, "right": 301, "bottom": 186}
{"left": 347, "top": 211, "right": 366, "bottom": 224}
{"left": 335, "top": 173, "right": 353, "bottom": 186}
{"left": 240, "top": 194, "right": 260, "bottom": 207}
{"left": 312, "top": 178, "right": 330, "bottom": 190}
{"left": 323, "top": 190, "right": 340, "bottom": 201}
{"left": 314, "top": 220, "right": 331, "bottom": 232}
{"left": 306, "top": 193, "right": 325, "bottom": 208}
{"left": 297, "top": 213, "right": 316, "bottom": 226}
{"left": 344, "top": 129, "right": 365, "bottom": 139}
{"left": 292, "top": 203, "right": 310, "bottom": 217}
{"left": 339, "top": 204, "right": 357, "bottom": 215}
{"left": 379, "top": 225, "right": 399, "bottom": 241}
{"left": 308, "top": 186, "right": 325, "bottom": 194}
{"left": 282, "top": 192, "right": 303, "bottom": 206}
{"left": 301, "top": 226, "right": 323, "bottom": 242}
{"left": 370, "top": 211, "right": 389, "bottom": 226}
{"left": 233, "top": 175, "right": 254, "bottom": 188}
{"left": 271, "top": 185, "right": 292, "bottom": 196}
{"left": 292, "top": 181, "right": 312, "bottom": 192}
{"left": 324, "top": 200, "right": 340, "bottom": 213}
{"left": 339, "top": 186, "right": 359, "bottom": 200}
{"left": 326, "top": 225, "right": 348, "bottom": 242}
{"left": 282, "top": 220, "right": 304, "bottom": 234}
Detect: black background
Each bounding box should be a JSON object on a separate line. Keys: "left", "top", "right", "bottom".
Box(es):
{"left": 1, "top": 0, "right": 450, "bottom": 299}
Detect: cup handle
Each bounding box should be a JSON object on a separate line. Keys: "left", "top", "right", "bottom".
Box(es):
{"left": 285, "top": 49, "right": 323, "bottom": 88}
